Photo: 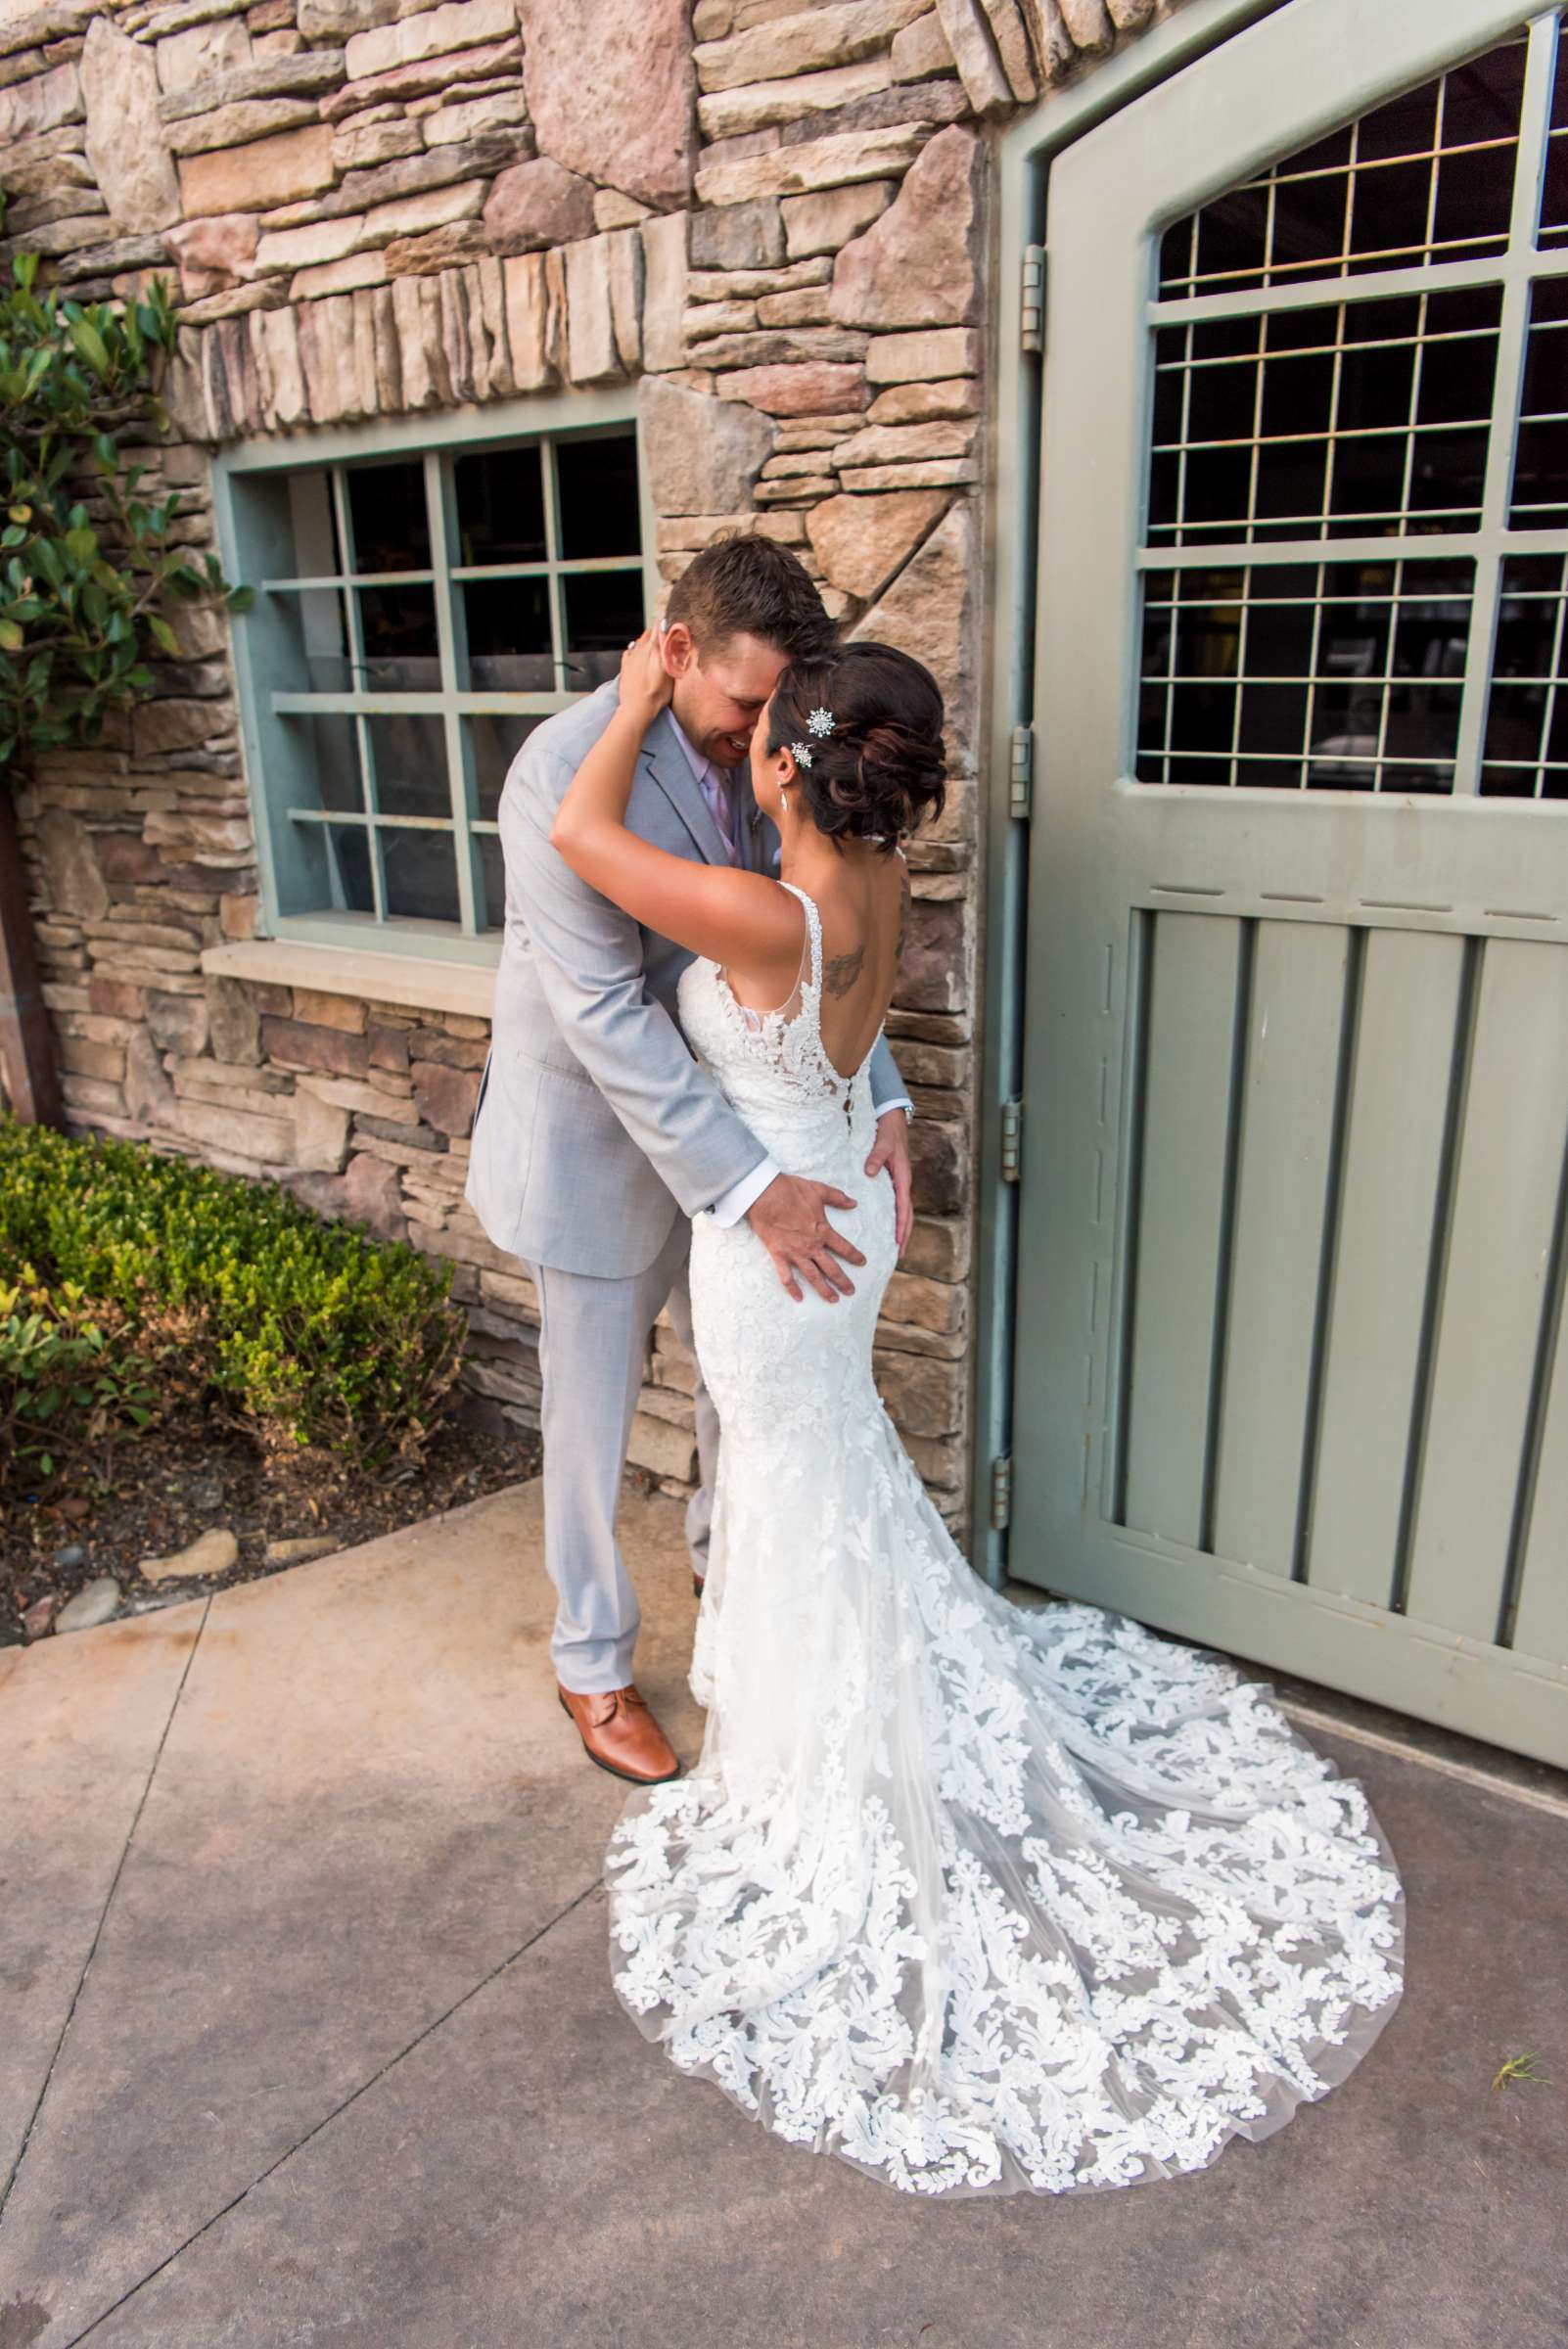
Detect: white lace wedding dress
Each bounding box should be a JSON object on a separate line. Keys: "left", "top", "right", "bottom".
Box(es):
{"left": 605, "top": 880, "right": 1406, "bottom": 2199}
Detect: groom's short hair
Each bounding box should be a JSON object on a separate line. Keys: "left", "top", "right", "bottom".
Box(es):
{"left": 666, "top": 532, "right": 837, "bottom": 663}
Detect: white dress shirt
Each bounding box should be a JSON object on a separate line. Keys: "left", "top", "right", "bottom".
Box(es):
{"left": 664, "top": 713, "right": 912, "bottom": 1229}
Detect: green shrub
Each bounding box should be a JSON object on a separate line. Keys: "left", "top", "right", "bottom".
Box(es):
{"left": 0, "top": 1121, "right": 464, "bottom": 1471}
{"left": 0, "top": 243, "right": 251, "bottom": 783}
{"left": 0, "top": 1267, "right": 160, "bottom": 1482}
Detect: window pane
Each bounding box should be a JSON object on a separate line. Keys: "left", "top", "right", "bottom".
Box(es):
{"left": 1540, "top": 26, "right": 1568, "bottom": 246}
{"left": 381, "top": 828, "right": 458, "bottom": 923}
{"left": 284, "top": 468, "right": 341, "bottom": 578}
{"left": 321, "top": 823, "right": 375, "bottom": 914}
{"left": 463, "top": 577, "right": 554, "bottom": 689}
{"left": 346, "top": 459, "right": 431, "bottom": 573}
{"left": 1484, "top": 553, "right": 1568, "bottom": 799}
{"left": 467, "top": 713, "right": 548, "bottom": 821}
{"left": 282, "top": 714, "right": 363, "bottom": 813}
{"left": 366, "top": 714, "right": 449, "bottom": 819}
{"left": 1192, "top": 188, "right": 1268, "bottom": 292}
{"left": 563, "top": 569, "right": 644, "bottom": 688}
{"left": 265, "top": 587, "right": 353, "bottom": 693}
{"left": 480, "top": 832, "right": 505, "bottom": 929}
{"left": 1511, "top": 277, "right": 1568, "bottom": 529}
{"left": 453, "top": 445, "right": 546, "bottom": 566}
{"left": 358, "top": 583, "right": 440, "bottom": 691}
{"left": 556, "top": 434, "right": 641, "bottom": 558}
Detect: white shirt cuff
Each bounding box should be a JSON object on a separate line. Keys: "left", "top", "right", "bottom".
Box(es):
{"left": 707, "top": 1156, "right": 778, "bottom": 1227}
{"left": 871, "top": 1093, "right": 913, "bottom": 1123}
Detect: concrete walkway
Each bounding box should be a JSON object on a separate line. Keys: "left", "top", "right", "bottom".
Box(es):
{"left": 2, "top": 1480, "right": 1565, "bottom": 2349}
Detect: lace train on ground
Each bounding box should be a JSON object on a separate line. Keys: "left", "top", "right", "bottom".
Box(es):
{"left": 604, "top": 883, "right": 1405, "bottom": 2199}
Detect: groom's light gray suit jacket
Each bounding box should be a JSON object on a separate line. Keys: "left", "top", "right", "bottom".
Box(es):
{"left": 465, "top": 678, "right": 903, "bottom": 1281}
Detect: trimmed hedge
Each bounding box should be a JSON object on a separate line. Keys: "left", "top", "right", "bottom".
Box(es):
{"left": 1, "top": 1268, "right": 158, "bottom": 1482}
{"left": 0, "top": 1121, "right": 464, "bottom": 1477}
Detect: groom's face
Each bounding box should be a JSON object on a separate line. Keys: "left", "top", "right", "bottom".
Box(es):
{"left": 666, "top": 626, "right": 790, "bottom": 770}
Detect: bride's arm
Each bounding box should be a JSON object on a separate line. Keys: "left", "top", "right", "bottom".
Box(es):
{"left": 550, "top": 630, "right": 803, "bottom": 994}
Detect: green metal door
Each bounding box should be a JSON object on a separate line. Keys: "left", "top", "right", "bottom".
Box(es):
{"left": 1010, "top": 0, "right": 1568, "bottom": 1768}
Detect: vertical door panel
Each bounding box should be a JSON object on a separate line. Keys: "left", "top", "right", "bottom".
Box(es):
{"left": 1121, "top": 912, "right": 1242, "bottom": 1547}
{"left": 1405, "top": 942, "right": 1568, "bottom": 1638}
{"left": 1306, "top": 929, "right": 1465, "bottom": 1606}
{"left": 1212, "top": 922, "right": 1348, "bottom": 1577}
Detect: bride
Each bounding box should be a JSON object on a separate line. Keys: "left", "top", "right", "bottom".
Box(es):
{"left": 549, "top": 629, "right": 1406, "bottom": 2201}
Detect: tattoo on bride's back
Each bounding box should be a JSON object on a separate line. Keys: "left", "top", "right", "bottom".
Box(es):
{"left": 824, "top": 943, "right": 866, "bottom": 997}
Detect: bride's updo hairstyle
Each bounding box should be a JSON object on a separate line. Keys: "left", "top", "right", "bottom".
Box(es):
{"left": 765, "top": 640, "right": 946, "bottom": 851}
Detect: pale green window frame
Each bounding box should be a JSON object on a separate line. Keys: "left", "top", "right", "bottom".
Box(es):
{"left": 211, "top": 391, "right": 659, "bottom": 967}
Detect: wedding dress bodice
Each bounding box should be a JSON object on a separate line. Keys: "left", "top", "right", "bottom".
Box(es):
{"left": 605, "top": 879, "right": 1406, "bottom": 2200}
{"left": 676, "top": 880, "right": 882, "bottom": 1184}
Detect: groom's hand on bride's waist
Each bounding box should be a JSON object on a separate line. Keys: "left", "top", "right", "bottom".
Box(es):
{"left": 864, "top": 1107, "right": 912, "bottom": 1256}
{"left": 747, "top": 1174, "right": 865, "bottom": 1304}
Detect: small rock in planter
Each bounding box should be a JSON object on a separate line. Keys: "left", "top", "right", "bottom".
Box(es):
{"left": 55, "top": 1542, "right": 86, "bottom": 1569}
{"left": 140, "top": 1528, "right": 239, "bottom": 1584}
{"left": 263, "top": 1535, "right": 338, "bottom": 1567}
{"left": 56, "top": 1577, "right": 122, "bottom": 1633}
{"left": 23, "top": 1592, "right": 63, "bottom": 1640}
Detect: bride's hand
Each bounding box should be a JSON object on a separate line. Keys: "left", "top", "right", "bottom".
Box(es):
{"left": 618, "top": 626, "right": 674, "bottom": 729}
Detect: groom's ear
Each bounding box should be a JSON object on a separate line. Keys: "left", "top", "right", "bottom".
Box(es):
{"left": 662, "top": 621, "right": 696, "bottom": 679}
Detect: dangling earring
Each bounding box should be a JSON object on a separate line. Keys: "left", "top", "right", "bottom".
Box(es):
{"left": 778, "top": 782, "right": 789, "bottom": 815}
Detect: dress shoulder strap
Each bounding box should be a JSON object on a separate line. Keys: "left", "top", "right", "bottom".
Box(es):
{"left": 776, "top": 880, "right": 822, "bottom": 995}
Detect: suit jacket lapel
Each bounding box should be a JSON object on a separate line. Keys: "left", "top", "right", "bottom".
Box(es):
{"left": 640, "top": 708, "right": 729, "bottom": 866}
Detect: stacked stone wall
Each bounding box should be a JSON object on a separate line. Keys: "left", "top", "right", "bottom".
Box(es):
{"left": 3, "top": 0, "right": 1184, "bottom": 1529}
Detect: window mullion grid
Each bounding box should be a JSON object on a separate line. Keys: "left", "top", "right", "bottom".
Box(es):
{"left": 330, "top": 464, "right": 386, "bottom": 922}
{"left": 425, "top": 448, "right": 479, "bottom": 937}
{"left": 1150, "top": 241, "right": 1568, "bottom": 332}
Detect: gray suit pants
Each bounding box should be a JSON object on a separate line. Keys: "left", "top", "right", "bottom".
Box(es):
{"left": 527, "top": 1214, "right": 719, "bottom": 1694}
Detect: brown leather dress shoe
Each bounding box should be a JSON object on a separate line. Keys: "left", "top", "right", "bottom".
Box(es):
{"left": 557, "top": 1682, "right": 680, "bottom": 1784}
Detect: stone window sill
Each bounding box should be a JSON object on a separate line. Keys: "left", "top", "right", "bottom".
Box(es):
{"left": 201, "top": 939, "right": 497, "bottom": 1021}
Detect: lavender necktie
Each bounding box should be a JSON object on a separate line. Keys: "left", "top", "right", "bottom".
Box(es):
{"left": 699, "top": 762, "right": 741, "bottom": 866}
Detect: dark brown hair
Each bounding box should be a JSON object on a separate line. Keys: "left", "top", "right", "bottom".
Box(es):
{"left": 765, "top": 640, "right": 946, "bottom": 851}
{"left": 666, "top": 531, "right": 837, "bottom": 663}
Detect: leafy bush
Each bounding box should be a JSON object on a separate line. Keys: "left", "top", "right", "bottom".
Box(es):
{"left": 0, "top": 1122, "right": 465, "bottom": 1475}
{"left": 0, "top": 238, "right": 251, "bottom": 782}
{"left": 0, "top": 1269, "right": 161, "bottom": 1483}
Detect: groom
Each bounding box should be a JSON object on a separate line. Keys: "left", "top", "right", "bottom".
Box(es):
{"left": 466, "top": 535, "right": 912, "bottom": 1785}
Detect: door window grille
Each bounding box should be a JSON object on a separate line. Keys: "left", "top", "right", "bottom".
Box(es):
{"left": 1137, "top": 13, "right": 1568, "bottom": 799}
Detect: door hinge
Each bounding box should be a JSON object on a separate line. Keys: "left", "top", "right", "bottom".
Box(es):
{"left": 1008, "top": 723, "right": 1034, "bottom": 819}
{"left": 1000, "top": 1096, "right": 1024, "bottom": 1182}
{"left": 1020, "top": 243, "right": 1045, "bottom": 354}
{"left": 990, "top": 1451, "right": 1013, "bottom": 1533}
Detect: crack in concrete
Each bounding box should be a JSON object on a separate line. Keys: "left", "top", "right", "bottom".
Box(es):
{"left": 0, "top": 1597, "right": 216, "bottom": 2231}
{"left": 58, "top": 1875, "right": 607, "bottom": 2347}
